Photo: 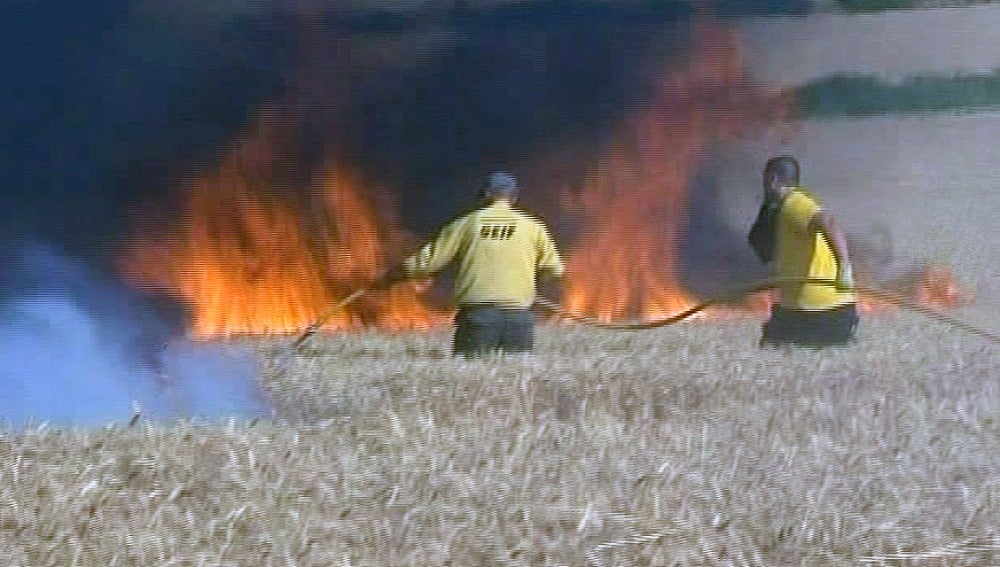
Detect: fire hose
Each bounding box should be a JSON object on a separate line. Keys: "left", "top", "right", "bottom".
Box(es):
{"left": 291, "top": 276, "right": 1000, "bottom": 351}
{"left": 533, "top": 277, "right": 1000, "bottom": 343}
{"left": 291, "top": 287, "right": 369, "bottom": 350}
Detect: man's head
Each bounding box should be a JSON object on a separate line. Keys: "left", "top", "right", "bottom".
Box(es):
{"left": 762, "top": 155, "right": 800, "bottom": 199}
{"left": 482, "top": 171, "right": 519, "bottom": 202}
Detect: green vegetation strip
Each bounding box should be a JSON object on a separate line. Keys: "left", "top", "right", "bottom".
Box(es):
{"left": 793, "top": 71, "right": 1000, "bottom": 117}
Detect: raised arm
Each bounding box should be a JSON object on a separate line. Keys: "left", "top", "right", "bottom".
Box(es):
{"left": 535, "top": 225, "right": 565, "bottom": 280}
{"left": 375, "top": 218, "right": 467, "bottom": 289}
{"left": 403, "top": 218, "right": 467, "bottom": 277}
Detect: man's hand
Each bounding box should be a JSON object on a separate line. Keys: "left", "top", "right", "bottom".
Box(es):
{"left": 537, "top": 267, "right": 564, "bottom": 283}
{"left": 836, "top": 262, "right": 855, "bottom": 291}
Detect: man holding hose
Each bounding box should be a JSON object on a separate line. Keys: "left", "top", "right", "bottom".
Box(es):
{"left": 748, "top": 155, "right": 859, "bottom": 347}
{"left": 376, "top": 171, "right": 565, "bottom": 356}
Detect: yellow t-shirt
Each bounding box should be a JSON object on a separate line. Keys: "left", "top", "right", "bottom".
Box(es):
{"left": 402, "top": 201, "right": 565, "bottom": 307}
{"left": 775, "top": 189, "right": 856, "bottom": 310}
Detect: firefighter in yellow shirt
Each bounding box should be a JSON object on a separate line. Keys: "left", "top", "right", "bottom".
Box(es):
{"left": 748, "top": 156, "right": 859, "bottom": 347}
{"left": 377, "top": 172, "right": 565, "bottom": 356}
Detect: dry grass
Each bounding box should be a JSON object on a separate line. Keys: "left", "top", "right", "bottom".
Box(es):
{"left": 2, "top": 313, "right": 999, "bottom": 566}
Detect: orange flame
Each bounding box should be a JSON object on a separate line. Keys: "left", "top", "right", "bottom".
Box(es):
{"left": 562, "top": 25, "right": 790, "bottom": 321}
{"left": 914, "top": 266, "right": 968, "bottom": 308}
{"left": 121, "top": 112, "right": 441, "bottom": 338}
{"left": 856, "top": 264, "right": 970, "bottom": 315}
{"left": 122, "top": 22, "right": 965, "bottom": 338}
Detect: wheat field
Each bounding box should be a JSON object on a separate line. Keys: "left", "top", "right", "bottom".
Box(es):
{"left": 4, "top": 107, "right": 999, "bottom": 567}
{"left": 2, "top": 310, "right": 998, "bottom": 566}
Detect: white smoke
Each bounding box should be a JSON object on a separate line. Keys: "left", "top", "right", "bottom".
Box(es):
{"left": 0, "top": 241, "right": 269, "bottom": 428}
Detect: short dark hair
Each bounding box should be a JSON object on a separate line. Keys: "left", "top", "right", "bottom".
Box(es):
{"left": 763, "top": 155, "right": 800, "bottom": 187}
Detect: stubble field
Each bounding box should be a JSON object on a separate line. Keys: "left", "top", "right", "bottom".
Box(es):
{"left": 2, "top": 311, "right": 998, "bottom": 566}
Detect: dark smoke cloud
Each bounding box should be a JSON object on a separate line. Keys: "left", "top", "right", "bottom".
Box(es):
{"left": 681, "top": 157, "right": 769, "bottom": 297}
{"left": 2, "top": 0, "right": 812, "bottom": 253}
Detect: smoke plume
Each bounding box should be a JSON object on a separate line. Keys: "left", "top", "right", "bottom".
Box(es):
{"left": 0, "top": 242, "right": 268, "bottom": 427}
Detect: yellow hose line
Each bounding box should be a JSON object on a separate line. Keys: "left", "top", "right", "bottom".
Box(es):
{"left": 292, "top": 277, "right": 1000, "bottom": 349}
{"left": 534, "top": 277, "right": 1000, "bottom": 344}
{"left": 292, "top": 287, "right": 368, "bottom": 350}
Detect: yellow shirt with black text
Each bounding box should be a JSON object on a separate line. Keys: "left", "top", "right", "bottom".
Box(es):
{"left": 775, "top": 189, "right": 856, "bottom": 310}
{"left": 402, "top": 201, "right": 565, "bottom": 307}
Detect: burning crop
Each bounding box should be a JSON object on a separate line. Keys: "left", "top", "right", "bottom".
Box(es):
{"left": 561, "top": 25, "right": 790, "bottom": 321}
{"left": 121, "top": 111, "right": 443, "bottom": 338}
{"left": 121, "top": 22, "right": 791, "bottom": 336}
{"left": 120, "top": 20, "right": 965, "bottom": 339}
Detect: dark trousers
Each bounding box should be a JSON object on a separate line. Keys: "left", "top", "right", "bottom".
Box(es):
{"left": 452, "top": 305, "right": 534, "bottom": 356}
{"left": 761, "top": 303, "right": 859, "bottom": 348}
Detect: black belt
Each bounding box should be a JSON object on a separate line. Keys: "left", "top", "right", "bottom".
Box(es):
{"left": 458, "top": 302, "right": 529, "bottom": 310}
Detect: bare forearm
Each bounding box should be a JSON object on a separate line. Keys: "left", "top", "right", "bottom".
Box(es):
{"left": 814, "top": 212, "right": 851, "bottom": 268}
